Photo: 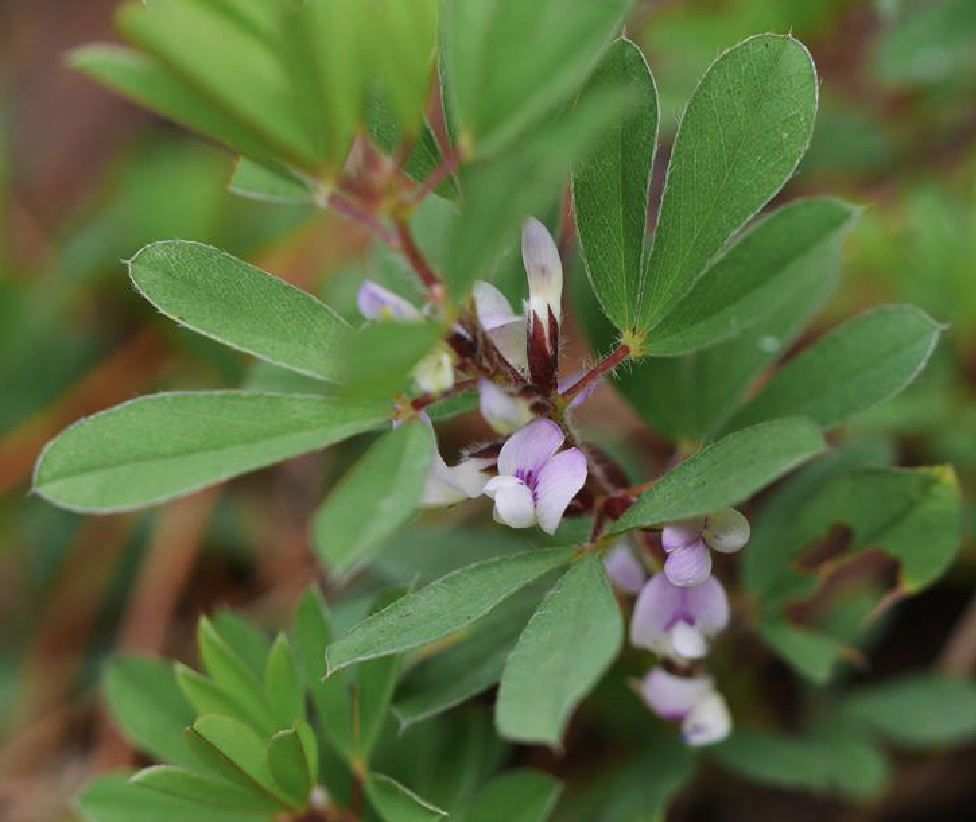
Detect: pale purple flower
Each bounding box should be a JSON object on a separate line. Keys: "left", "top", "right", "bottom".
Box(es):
{"left": 662, "top": 508, "right": 750, "bottom": 587}
{"left": 630, "top": 573, "right": 729, "bottom": 662}
{"left": 639, "top": 667, "right": 732, "bottom": 746}
{"left": 522, "top": 217, "right": 562, "bottom": 329}
{"left": 604, "top": 540, "right": 647, "bottom": 595}
{"left": 479, "top": 380, "right": 533, "bottom": 435}
{"left": 357, "top": 280, "right": 422, "bottom": 321}
{"left": 473, "top": 280, "right": 528, "bottom": 374}
{"left": 483, "top": 419, "right": 587, "bottom": 534}
{"left": 396, "top": 412, "right": 490, "bottom": 507}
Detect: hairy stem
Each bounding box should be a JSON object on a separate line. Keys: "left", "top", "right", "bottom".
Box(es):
{"left": 561, "top": 345, "right": 630, "bottom": 404}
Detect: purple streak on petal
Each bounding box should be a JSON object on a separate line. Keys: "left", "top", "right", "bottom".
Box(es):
{"left": 534, "top": 447, "right": 587, "bottom": 535}
{"left": 639, "top": 668, "right": 714, "bottom": 721}
{"left": 604, "top": 543, "right": 647, "bottom": 595}
{"left": 685, "top": 576, "right": 730, "bottom": 636}
{"left": 661, "top": 519, "right": 705, "bottom": 552}
{"left": 356, "top": 280, "right": 421, "bottom": 321}
{"left": 559, "top": 371, "right": 603, "bottom": 409}
{"left": 497, "top": 419, "right": 564, "bottom": 479}
{"left": 664, "top": 540, "right": 712, "bottom": 587}
{"left": 630, "top": 573, "right": 683, "bottom": 650}
{"left": 473, "top": 280, "right": 518, "bottom": 329}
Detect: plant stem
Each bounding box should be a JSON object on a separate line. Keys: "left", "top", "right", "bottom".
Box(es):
{"left": 561, "top": 345, "right": 630, "bottom": 404}
{"left": 393, "top": 215, "right": 445, "bottom": 296}
{"left": 327, "top": 190, "right": 400, "bottom": 248}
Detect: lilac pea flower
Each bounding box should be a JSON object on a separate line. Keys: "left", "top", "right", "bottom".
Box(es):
{"left": 357, "top": 280, "right": 422, "bottom": 321}
{"left": 639, "top": 668, "right": 732, "bottom": 746}
{"left": 479, "top": 380, "right": 533, "bottom": 435}
{"left": 395, "top": 412, "right": 490, "bottom": 507}
{"left": 483, "top": 419, "right": 587, "bottom": 535}
{"left": 661, "top": 508, "right": 750, "bottom": 587}
{"left": 682, "top": 691, "right": 732, "bottom": 746}
{"left": 604, "top": 540, "right": 647, "bottom": 595}
{"left": 473, "top": 280, "right": 528, "bottom": 374}
{"left": 630, "top": 573, "right": 729, "bottom": 662}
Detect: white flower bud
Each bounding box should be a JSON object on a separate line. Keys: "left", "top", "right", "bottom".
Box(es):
{"left": 703, "top": 508, "right": 750, "bottom": 553}
{"left": 412, "top": 348, "right": 454, "bottom": 393}
{"left": 521, "top": 217, "right": 563, "bottom": 327}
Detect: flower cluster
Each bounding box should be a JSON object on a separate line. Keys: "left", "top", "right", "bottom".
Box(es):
{"left": 605, "top": 509, "right": 750, "bottom": 746}
{"left": 356, "top": 217, "right": 592, "bottom": 537}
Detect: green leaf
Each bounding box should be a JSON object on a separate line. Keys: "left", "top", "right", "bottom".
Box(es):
{"left": 364, "top": 89, "right": 458, "bottom": 199}
{"left": 760, "top": 621, "right": 850, "bottom": 685}
{"left": 103, "top": 657, "right": 197, "bottom": 768}
{"left": 186, "top": 715, "right": 288, "bottom": 805}
{"left": 77, "top": 774, "right": 270, "bottom": 822}
{"left": 229, "top": 158, "right": 314, "bottom": 205}
{"left": 793, "top": 465, "right": 962, "bottom": 594}
{"left": 725, "top": 306, "right": 942, "bottom": 432}
{"left": 129, "top": 240, "right": 349, "bottom": 383}
{"left": 176, "top": 665, "right": 257, "bottom": 731}
{"left": 713, "top": 727, "right": 887, "bottom": 797}
{"left": 69, "top": 45, "right": 282, "bottom": 164}
{"left": 607, "top": 418, "right": 826, "bottom": 536}
{"left": 639, "top": 34, "right": 818, "bottom": 333}
{"left": 457, "top": 770, "right": 562, "bottom": 822}
{"left": 572, "top": 37, "right": 658, "bottom": 331}
{"left": 264, "top": 634, "right": 304, "bottom": 730}
{"left": 291, "top": 588, "right": 356, "bottom": 760}
{"left": 874, "top": 0, "right": 976, "bottom": 85}
{"left": 443, "top": 0, "right": 632, "bottom": 157}
{"left": 645, "top": 198, "right": 859, "bottom": 356}
{"left": 211, "top": 609, "right": 270, "bottom": 678}
{"left": 841, "top": 675, "right": 976, "bottom": 748}
{"left": 266, "top": 729, "right": 312, "bottom": 806}
{"left": 325, "top": 548, "right": 575, "bottom": 674}
{"left": 367, "top": 773, "right": 447, "bottom": 822}
{"left": 393, "top": 585, "right": 543, "bottom": 730}
{"left": 198, "top": 617, "right": 273, "bottom": 735}
{"left": 312, "top": 420, "right": 434, "bottom": 576}
{"left": 118, "top": 0, "right": 317, "bottom": 168}
{"left": 339, "top": 321, "right": 443, "bottom": 399}
{"left": 33, "top": 391, "right": 387, "bottom": 512}
{"left": 132, "top": 765, "right": 280, "bottom": 812}
{"left": 447, "top": 85, "right": 632, "bottom": 296}
{"left": 496, "top": 556, "right": 622, "bottom": 745}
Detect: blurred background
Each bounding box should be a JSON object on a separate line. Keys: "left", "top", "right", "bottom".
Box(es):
{"left": 1, "top": 1, "right": 975, "bottom": 820}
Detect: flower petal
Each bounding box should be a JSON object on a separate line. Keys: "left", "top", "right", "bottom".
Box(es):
{"left": 703, "top": 508, "right": 750, "bottom": 553}
{"left": 484, "top": 476, "right": 535, "bottom": 529}
{"left": 473, "top": 280, "right": 518, "bottom": 329}
{"left": 664, "top": 540, "right": 712, "bottom": 587}
{"left": 497, "top": 419, "right": 564, "bottom": 478}
{"left": 534, "top": 448, "right": 587, "bottom": 535}
{"left": 640, "top": 668, "right": 714, "bottom": 721}
{"left": 479, "top": 380, "right": 534, "bottom": 435}
{"left": 661, "top": 518, "right": 704, "bottom": 552}
{"left": 604, "top": 542, "right": 647, "bottom": 595}
{"left": 682, "top": 692, "right": 732, "bottom": 747}
{"left": 685, "top": 576, "right": 730, "bottom": 636}
{"left": 522, "top": 217, "right": 562, "bottom": 324}
{"left": 357, "top": 280, "right": 422, "bottom": 321}
{"left": 422, "top": 456, "right": 490, "bottom": 507}
{"left": 630, "top": 573, "right": 683, "bottom": 650}
{"left": 487, "top": 319, "right": 529, "bottom": 373}
{"left": 670, "top": 621, "right": 708, "bottom": 660}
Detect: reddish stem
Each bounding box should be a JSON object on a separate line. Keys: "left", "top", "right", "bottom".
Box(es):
{"left": 561, "top": 345, "right": 630, "bottom": 404}
{"left": 328, "top": 191, "right": 400, "bottom": 248}
{"left": 394, "top": 215, "right": 444, "bottom": 293}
